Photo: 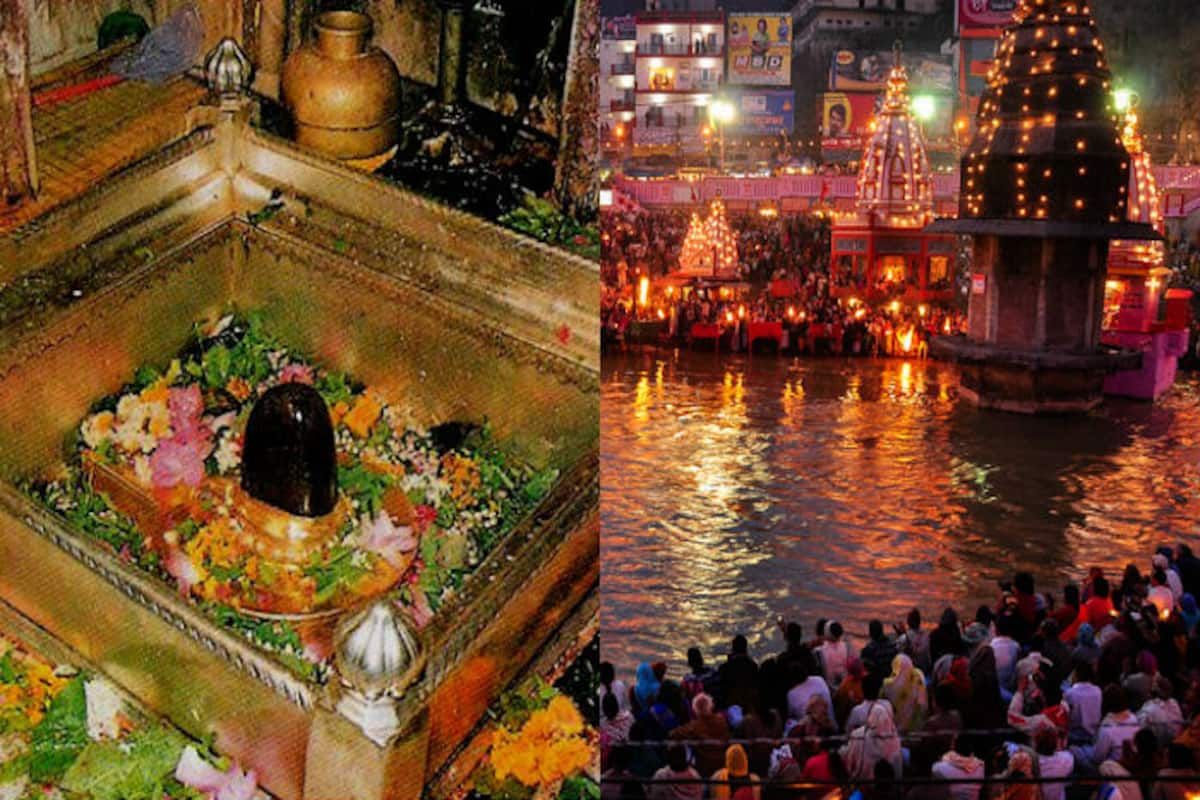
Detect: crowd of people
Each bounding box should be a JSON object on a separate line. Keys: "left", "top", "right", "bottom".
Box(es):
{"left": 601, "top": 207, "right": 965, "bottom": 356}
{"left": 599, "top": 546, "right": 1200, "bottom": 800}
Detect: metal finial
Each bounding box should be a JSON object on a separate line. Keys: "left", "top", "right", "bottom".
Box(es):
{"left": 204, "top": 38, "right": 253, "bottom": 99}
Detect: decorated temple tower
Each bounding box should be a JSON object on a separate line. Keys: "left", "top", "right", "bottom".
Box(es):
{"left": 930, "top": 0, "right": 1159, "bottom": 413}
{"left": 1101, "top": 102, "right": 1193, "bottom": 399}
{"left": 830, "top": 44, "right": 956, "bottom": 305}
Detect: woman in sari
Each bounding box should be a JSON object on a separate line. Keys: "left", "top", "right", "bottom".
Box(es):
{"left": 711, "top": 744, "right": 762, "bottom": 800}
{"left": 841, "top": 701, "right": 903, "bottom": 780}
{"left": 882, "top": 654, "right": 928, "bottom": 732}
{"left": 631, "top": 661, "right": 661, "bottom": 719}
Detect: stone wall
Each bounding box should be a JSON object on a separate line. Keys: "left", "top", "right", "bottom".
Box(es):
{"left": 27, "top": 0, "right": 237, "bottom": 76}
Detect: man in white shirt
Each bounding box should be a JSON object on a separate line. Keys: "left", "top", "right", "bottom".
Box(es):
{"left": 1079, "top": 686, "right": 1140, "bottom": 771}
{"left": 845, "top": 678, "right": 893, "bottom": 733}
{"left": 815, "top": 621, "right": 852, "bottom": 689}
{"left": 1065, "top": 662, "right": 1103, "bottom": 744}
{"left": 786, "top": 664, "right": 835, "bottom": 729}
{"left": 1147, "top": 569, "right": 1175, "bottom": 619}
{"left": 990, "top": 616, "right": 1021, "bottom": 700}
{"left": 1153, "top": 554, "right": 1183, "bottom": 601}
{"left": 1034, "top": 728, "right": 1075, "bottom": 800}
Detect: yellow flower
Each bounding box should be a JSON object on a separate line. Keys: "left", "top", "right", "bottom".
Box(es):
{"left": 140, "top": 377, "right": 170, "bottom": 405}
{"left": 342, "top": 393, "right": 383, "bottom": 439}
{"left": 545, "top": 695, "right": 584, "bottom": 736}
{"left": 541, "top": 737, "right": 591, "bottom": 784}
{"left": 441, "top": 454, "right": 481, "bottom": 504}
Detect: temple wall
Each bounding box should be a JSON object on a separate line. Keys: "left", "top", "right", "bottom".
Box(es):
{"left": 27, "top": 0, "right": 236, "bottom": 76}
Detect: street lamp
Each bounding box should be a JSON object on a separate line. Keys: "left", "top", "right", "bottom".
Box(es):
{"left": 709, "top": 99, "right": 736, "bottom": 173}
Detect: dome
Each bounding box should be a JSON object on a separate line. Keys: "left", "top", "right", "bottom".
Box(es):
{"left": 959, "top": 0, "right": 1129, "bottom": 225}
{"left": 855, "top": 44, "right": 934, "bottom": 223}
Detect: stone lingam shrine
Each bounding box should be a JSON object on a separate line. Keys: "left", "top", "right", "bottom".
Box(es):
{"left": 830, "top": 44, "right": 957, "bottom": 307}
{"left": 930, "top": 0, "right": 1160, "bottom": 414}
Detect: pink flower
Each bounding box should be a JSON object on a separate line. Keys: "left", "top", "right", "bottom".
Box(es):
{"left": 164, "top": 547, "right": 200, "bottom": 597}
{"left": 354, "top": 513, "right": 417, "bottom": 569}
{"left": 175, "top": 746, "right": 258, "bottom": 800}
{"left": 278, "top": 363, "right": 313, "bottom": 385}
{"left": 150, "top": 433, "right": 212, "bottom": 488}
{"left": 407, "top": 588, "right": 434, "bottom": 630}
{"left": 413, "top": 505, "right": 437, "bottom": 534}
{"left": 168, "top": 385, "right": 205, "bottom": 436}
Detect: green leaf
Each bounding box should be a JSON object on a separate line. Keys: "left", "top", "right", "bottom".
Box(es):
{"left": 523, "top": 468, "right": 558, "bottom": 504}
{"left": 0, "top": 651, "right": 20, "bottom": 684}
{"left": 61, "top": 724, "right": 189, "bottom": 800}
{"left": 202, "top": 345, "right": 232, "bottom": 390}
{"left": 28, "top": 676, "right": 88, "bottom": 782}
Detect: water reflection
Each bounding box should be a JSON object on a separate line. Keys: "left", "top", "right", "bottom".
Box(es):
{"left": 600, "top": 350, "right": 1200, "bottom": 669}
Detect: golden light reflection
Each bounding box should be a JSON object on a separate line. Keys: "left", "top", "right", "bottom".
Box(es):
{"left": 601, "top": 353, "right": 1200, "bottom": 669}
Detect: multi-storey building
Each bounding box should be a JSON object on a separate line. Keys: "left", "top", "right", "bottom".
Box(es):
{"left": 632, "top": 7, "right": 726, "bottom": 151}
{"left": 600, "top": 15, "right": 637, "bottom": 145}
{"left": 791, "top": 0, "right": 942, "bottom": 49}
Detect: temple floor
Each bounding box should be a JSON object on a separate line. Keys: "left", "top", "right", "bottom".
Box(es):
{"left": 0, "top": 77, "right": 204, "bottom": 235}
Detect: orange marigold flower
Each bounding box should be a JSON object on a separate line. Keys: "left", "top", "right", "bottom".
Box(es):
{"left": 342, "top": 393, "right": 383, "bottom": 438}
{"left": 226, "top": 376, "right": 252, "bottom": 402}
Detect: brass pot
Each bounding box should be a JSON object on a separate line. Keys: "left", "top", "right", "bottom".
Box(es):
{"left": 281, "top": 11, "right": 402, "bottom": 160}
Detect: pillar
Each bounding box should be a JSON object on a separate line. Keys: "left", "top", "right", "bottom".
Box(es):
{"left": 436, "top": 0, "right": 467, "bottom": 108}
{"left": 554, "top": 0, "right": 599, "bottom": 222}
{"left": 0, "top": 0, "right": 38, "bottom": 208}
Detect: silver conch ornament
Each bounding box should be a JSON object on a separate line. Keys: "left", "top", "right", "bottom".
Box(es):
{"left": 204, "top": 37, "right": 253, "bottom": 98}
{"left": 334, "top": 600, "right": 426, "bottom": 699}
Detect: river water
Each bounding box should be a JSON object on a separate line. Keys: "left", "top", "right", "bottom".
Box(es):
{"left": 600, "top": 350, "right": 1200, "bottom": 670}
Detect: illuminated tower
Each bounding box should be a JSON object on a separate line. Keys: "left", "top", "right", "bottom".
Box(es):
{"left": 831, "top": 44, "right": 956, "bottom": 304}
{"left": 930, "top": 0, "right": 1158, "bottom": 413}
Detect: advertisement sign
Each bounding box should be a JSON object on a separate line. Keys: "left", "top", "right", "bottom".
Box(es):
{"left": 601, "top": 15, "right": 636, "bottom": 40}
{"left": 730, "top": 90, "right": 795, "bottom": 135}
{"left": 830, "top": 49, "right": 953, "bottom": 93}
{"left": 820, "top": 92, "right": 880, "bottom": 139}
{"left": 957, "top": 0, "right": 1017, "bottom": 30}
{"left": 971, "top": 274, "right": 987, "bottom": 295}
{"left": 727, "top": 13, "right": 792, "bottom": 86}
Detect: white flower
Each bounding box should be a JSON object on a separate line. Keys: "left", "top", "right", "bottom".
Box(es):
{"left": 215, "top": 434, "right": 241, "bottom": 474}
{"left": 80, "top": 412, "right": 115, "bottom": 449}
{"left": 84, "top": 679, "right": 124, "bottom": 740}
{"left": 0, "top": 777, "right": 28, "bottom": 800}
{"left": 133, "top": 455, "right": 153, "bottom": 484}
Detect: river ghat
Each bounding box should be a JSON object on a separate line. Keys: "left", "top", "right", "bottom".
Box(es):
{"left": 601, "top": 349, "right": 1200, "bottom": 669}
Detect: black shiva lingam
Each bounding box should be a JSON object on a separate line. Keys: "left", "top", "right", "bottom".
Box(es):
{"left": 236, "top": 383, "right": 350, "bottom": 566}
{"left": 241, "top": 383, "right": 337, "bottom": 516}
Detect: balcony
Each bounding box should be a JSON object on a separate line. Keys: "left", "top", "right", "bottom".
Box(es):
{"left": 610, "top": 62, "right": 635, "bottom": 75}
{"left": 636, "top": 43, "right": 724, "bottom": 57}
{"left": 611, "top": 99, "right": 635, "bottom": 112}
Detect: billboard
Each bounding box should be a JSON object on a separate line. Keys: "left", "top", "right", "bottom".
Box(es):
{"left": 727, "top": 13, "right": 792, "bottom": 86}
{"left": 729, "top": 90, "right": 795, "bottom": 135}
{"left": 820, "top": 92, "right": 880, "bottom": 140}
{"left": 602, "top": 15, "right": 636, "bottom": 40}
{"left": 957, "top": 0, "right": 1017, "bottom": 29}
{"left": 830, "top": 50, "right": 954, "bottom": 94}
